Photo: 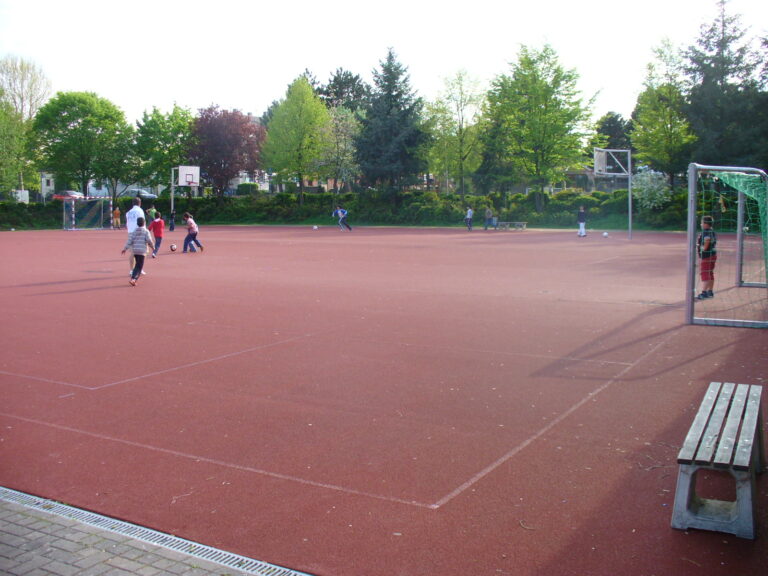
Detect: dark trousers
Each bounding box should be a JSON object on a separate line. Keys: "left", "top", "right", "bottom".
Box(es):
{"left": 183, "top": 232, "right": 202, "bottom": 252}
{"left": 131, "top": 254, "right": 145, "bottom": 280}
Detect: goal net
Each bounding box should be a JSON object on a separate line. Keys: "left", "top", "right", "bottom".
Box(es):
{"left": 686, "top": 163, "right": 768, "bottom": 328}
{"left": 63, "top": 198, "right": 112, "bottom": 230}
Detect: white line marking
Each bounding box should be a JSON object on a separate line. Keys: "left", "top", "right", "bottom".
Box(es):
{"left": 1, "top": 331, "right": 672, "bottom": 510}
{"left": 0, "top": 412, "right": 436, "bottom": 510}
{"left": 0, "top": 370, "right": 88, "bottom": 389}
{"left": 1, "top": 334, "right": 325, "bottom": 392}
{"left": 431, "top": 334, "right": 673, "bottom": 508}
{"left": 94, "top": 334, "right": 317, "bottom": 390}
{"left": 592, "top": 256, "right": 621, "bottom": 265}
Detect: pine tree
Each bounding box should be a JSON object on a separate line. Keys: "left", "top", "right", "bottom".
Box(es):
{"left": 355, "top": 49, "right": 430, "bottom": 189}
{"left": 684, "top": 0, "right": 761, "bottom": 165}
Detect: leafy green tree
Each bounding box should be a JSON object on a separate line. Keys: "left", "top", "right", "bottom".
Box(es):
{"left": 631, "top": 40, "right": 696, "bottom": 186}
{"left": 356, "top": 49, "right": 431, "bottom": 189}
{"left": 262, "top": 77, "right": 330, "bottom": 203}
{"left": 32, "top": 92, "right": 130, "bottom": 196}
{"left": 191, "top": 106, "right": 265, "bottom": 196}
{"left": 595, "top": 112, "right": 631, "bottom": 151}
{"left": 684, "top": 0, "right": 762, "bottom": 165}
{"left": 425, "top": 99, "right": 453, "bottom": 193}
{"left": 427, "top": 70, "right": 484, "bottom": 197}
{"left": 92, "top": 121, "right": 139, "bottom": 201}
{"left": 631, "top": 84, "right": 696, "bottom": 186}
{"left": 319, "top": 106, "right": 360, "bottom": 192}
{"left": 136, "top": 104, "right": 194, "bottom": 192}
{"left": 0, "top": 95, "right": 25, "bottom": 193}
{"left": 319, "top": 68, "right": 371, "bottom": 112}
{"left": 478, "top": 44, "right": 591, "bottom": 210}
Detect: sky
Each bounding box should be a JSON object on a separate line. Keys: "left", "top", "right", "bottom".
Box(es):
{"left": 1, "top": 0, "right": 766, "bottom": 124}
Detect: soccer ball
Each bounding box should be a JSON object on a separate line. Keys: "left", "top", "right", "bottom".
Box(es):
{"left": 312, "top": 225, "right": 318, "bottom": 230}
{"left": 603, "top": 232, "right": 609, "bottom": 238}
{"left": 170, "top": 244, "right": 177, "bottom": 251}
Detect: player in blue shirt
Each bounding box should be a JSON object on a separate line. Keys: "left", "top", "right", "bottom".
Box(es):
{"left": 333, "top": 206, "right": 352, "bottom": 231}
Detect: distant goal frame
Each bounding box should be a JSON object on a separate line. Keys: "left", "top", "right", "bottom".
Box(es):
{"left": 62, "top": 197, "right": 112, "bottom": 231}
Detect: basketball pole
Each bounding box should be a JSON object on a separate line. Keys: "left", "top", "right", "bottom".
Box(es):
{"left": 627, "top": 149, "right": 633, "bottom": 240}
{"left": 170, "top": 167, "right": 178, "bottom": 214}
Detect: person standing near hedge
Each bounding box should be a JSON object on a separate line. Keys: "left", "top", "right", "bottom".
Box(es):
{"left": 484, "top": 207, "right": 494, "bottom": 230}
{"left": 577, "top": 205, "right": 587, "bottom": 237}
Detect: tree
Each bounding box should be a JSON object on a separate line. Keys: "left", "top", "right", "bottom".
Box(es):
{"left": 0, "top": 95, "right": 25, "bottom": 193}
{"left": 595, "top": 112, "right": 631, "bottom": 151}
{"left": 427, "top": 70, "right": 483, "bottom": 197}
{"left": 318, "top": 68, "right": 371, "bottom": 112}
{"left": 32, "top": 92, "right": 130, "bottom": 196}
{"left": 0, "top": 56, "right": 51, "bottom": 192}
{"left": 92, "top": 121, "right": 139, "bottom": 202}
{"left": 319, "top": 106, "right": 360, "bottom": 192}
{"left": 136, "top": 104, "right": 195, "bottom": 191}
{"left": 191, "top": 106, "right": 265, "bottom": 196}
{"left": 684, "top": 0, "right": 762, "bottom": 165}
{"left": 356, "top": 49, "right": 431, "bottom": 189}
{"left": 0, "top": 56, "right": 51, "bottom": 122}
{"left": 262, "top": 77, "right": 330, "bottom": 203}
{"left": 478, "top": 44, "right": 591, "bottom": 210}
{"left": 631, "top": 40, "right": 696, "bottom": 186}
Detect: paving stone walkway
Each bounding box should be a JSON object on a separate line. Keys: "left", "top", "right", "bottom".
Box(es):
{"left": 0, "top": 496, "right": 299, "bottom": 576}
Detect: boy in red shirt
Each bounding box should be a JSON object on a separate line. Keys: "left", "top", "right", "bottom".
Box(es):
{"left": 147, "top": 211, "right": 165, "bottom": 258}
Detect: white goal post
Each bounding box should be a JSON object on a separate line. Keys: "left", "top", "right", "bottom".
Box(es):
{"left": 62, "top": 198, "right": 112, "bottom": 230}
{"left": 686, "top": 163, "right": 768, "bottom": 328}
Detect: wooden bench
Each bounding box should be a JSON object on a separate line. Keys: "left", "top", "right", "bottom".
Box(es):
{"left": 497, "top": 221, "right": 527, "bottom": 231}
{"left": 670, "top": 381, "right": 765, "bottom": 539}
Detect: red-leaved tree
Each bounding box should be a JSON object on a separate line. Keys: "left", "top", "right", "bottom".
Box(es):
{"left": 191, "top": 106, "right": 265, "bottom": 195}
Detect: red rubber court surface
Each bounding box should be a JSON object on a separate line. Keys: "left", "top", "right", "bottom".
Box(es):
{"left": 1, "top": 225, "right": 766, "bottom": 576}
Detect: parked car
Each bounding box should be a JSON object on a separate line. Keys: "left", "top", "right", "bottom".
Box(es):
{"left": 52, "top": 190, "right": 85, "bottom": 200}
{"left": 125, "top": 189, "right": 158, "bottom": 200}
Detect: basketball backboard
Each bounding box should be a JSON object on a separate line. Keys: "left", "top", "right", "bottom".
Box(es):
{"left": 178, "top": 166, "right": 200, "bottom": 187}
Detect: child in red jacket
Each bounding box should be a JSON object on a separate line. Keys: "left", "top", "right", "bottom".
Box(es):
{"left": 147, "top": 211, "right": 165, "bottom": 258}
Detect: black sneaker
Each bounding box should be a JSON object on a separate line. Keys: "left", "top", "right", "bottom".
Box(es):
{"left": 706, "top": 290, "right": 714, "bottom": 298}
{"left": 695, "top": 292, "right": 710, "bottom": 300}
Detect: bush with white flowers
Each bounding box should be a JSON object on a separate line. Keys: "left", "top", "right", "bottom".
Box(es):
{"left": 632, "top": 167, "right": 672, "bottom": 210}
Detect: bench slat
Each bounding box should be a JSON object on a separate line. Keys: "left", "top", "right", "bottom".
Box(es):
{"left": 714, "top": 384, "right": 749, "bottom": 467}
{"left": 694, "top": 382, "right": 735, "bottom": 465}
{"left": 733, "top": 386, "right": 763, "bottom": 471}
{"left": 678, "top": 382, "right": 722, "bottom": 464}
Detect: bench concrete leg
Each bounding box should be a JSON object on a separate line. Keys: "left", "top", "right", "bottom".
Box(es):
{"left": 671, "top": 464, "right": 757, "bottom": 539}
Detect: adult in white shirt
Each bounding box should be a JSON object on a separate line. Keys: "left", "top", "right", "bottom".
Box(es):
{"left": 125, "top": 197, "right": 146, "bottom": 274}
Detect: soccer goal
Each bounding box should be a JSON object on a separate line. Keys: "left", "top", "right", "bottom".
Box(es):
{"left": 686, "top": 163, "right": 768, "bottom": 328}
{"left": 63, "top": 198, "right": 112, "bottom": 230}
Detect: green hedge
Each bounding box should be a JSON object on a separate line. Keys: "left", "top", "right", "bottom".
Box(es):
{"left": 0, "top": 188, "right": 689, "bottom": 231}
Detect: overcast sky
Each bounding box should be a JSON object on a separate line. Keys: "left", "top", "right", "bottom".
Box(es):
{"left": 1, "top": 0, "right": 766, "bottom": 124}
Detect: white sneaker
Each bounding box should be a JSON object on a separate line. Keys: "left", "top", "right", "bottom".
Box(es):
{"left": 141, "top": 270, "right": 146, "bottom": 275}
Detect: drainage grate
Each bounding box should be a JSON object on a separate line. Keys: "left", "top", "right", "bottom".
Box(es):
{"left": 0, "top": 486, "right": 313, "bottom": 576}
